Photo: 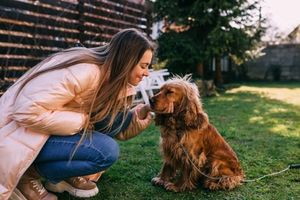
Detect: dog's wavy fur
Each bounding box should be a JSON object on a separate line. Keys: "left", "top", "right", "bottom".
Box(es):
{"left": 150, "top": 75, "right": 244, "bottom": 192}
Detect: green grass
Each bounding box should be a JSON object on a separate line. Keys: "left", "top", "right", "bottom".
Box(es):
{"left": 58, "top": 83, "right": 300, "bottom": 200}
{"left": 227, "top": 81, "right": 300, "bottom": 89}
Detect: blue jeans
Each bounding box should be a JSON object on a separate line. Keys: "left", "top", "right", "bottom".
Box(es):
{"left": 34, "top": 111, "right": 132, "bottom": 183}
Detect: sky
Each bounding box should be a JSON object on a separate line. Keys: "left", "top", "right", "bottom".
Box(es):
{"left": 261, "top": 0, "right": 300, "bottom": 36}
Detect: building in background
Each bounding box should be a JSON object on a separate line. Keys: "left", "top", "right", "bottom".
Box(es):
{"left": 246, "top": 25, "right": 300, "bottom": 81}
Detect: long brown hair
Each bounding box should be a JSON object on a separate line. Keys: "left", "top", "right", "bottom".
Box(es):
{"left": 14, "top": 28, "right": 155, "bottom": 137}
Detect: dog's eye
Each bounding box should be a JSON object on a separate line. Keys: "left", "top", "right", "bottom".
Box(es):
{"left": 166, "top": 91, "right": 174, "bottom": 96}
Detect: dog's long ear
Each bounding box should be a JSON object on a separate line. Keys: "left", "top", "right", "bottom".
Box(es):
{"left": 183, "top": 82, "right": 205, "bottom": 127}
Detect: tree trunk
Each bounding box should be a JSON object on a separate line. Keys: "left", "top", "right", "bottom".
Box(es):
{"left": 196, "top": 63, "right": 204, "bottom": 77}
{"left": 214, "top": 56, "right": 223, "bottom": 86}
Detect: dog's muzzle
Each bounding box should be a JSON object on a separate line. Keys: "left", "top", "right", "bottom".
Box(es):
{"left": 149, "top": 97, "right": 155, "bottom": 109}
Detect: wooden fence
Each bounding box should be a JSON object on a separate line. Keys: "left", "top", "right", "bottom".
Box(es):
{"left": 0, "top": 0, "right": 152, "bottom": 92}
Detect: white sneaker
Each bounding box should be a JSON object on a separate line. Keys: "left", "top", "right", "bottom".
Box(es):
{"left": 45, "top": 177, "right": 99, "bottom": 198}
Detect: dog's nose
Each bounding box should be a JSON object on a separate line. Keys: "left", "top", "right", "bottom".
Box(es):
{"left": 149, "top": 97, "right": 155, "bottom": 108}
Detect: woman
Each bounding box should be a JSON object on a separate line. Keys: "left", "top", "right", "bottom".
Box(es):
{"left": 0, "top": 28, "right": 154, "bottom": 200}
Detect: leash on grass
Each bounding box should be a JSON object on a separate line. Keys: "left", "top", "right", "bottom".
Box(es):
{"left": 179, "top": 143, "right": 300, "bottom": 183}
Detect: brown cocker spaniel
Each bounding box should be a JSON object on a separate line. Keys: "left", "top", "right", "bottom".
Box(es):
{"left": 150, "top": 76, "right": 244, "bottom": 192}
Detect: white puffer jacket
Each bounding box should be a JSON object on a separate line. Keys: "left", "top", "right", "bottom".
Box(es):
{"left": 0, "top": 55, "right": 151, "bottom": 199}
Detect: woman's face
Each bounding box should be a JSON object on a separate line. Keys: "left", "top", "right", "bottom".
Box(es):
{"left": 129, "top": 50, "right": 153, "bottom": 86}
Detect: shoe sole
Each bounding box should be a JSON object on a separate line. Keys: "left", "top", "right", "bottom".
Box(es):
{"left": 9, "top": 188, "right": 27, "bottom": 200}
{"left": 45, "top": 181, "right": 99, "bottom": 198}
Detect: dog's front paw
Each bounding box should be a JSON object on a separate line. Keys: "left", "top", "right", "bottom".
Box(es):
{"left": 151, "top": 177, "right": 165, "bottom": 186}
{"left": 164, "top": 182, "right": 179, "bottom": 192}
{"left": 179, "top": 181, "right": 197, "bottom": 191}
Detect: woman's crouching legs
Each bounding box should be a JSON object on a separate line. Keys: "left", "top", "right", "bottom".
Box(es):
{"left": 33, "top": 132, "right": 119, "bottom": 198}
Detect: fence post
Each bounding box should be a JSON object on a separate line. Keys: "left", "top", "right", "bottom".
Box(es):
{"left": 77, "top": 0, "right": 85, "bottom": 45}
{"left": 145, "top": 0, "right": 153, "bottom": 37}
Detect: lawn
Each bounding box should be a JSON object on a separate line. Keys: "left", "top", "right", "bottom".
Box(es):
{"left": 58, "top": 82, "right": 300, "bottom": 200}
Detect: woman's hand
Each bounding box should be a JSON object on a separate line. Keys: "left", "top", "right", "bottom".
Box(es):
{"left": 134, "top": 104, "right": 152, "bottom": 132}
{"left": 135, "top": 104, "right": 152, "bottom": 120}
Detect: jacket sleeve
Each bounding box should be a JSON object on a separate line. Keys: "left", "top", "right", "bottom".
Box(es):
{"left": 12, "top": 64, "right": 99, "bottom": 135}
{"left": 115, "top": 104, "right": 152, "bottom": 141}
